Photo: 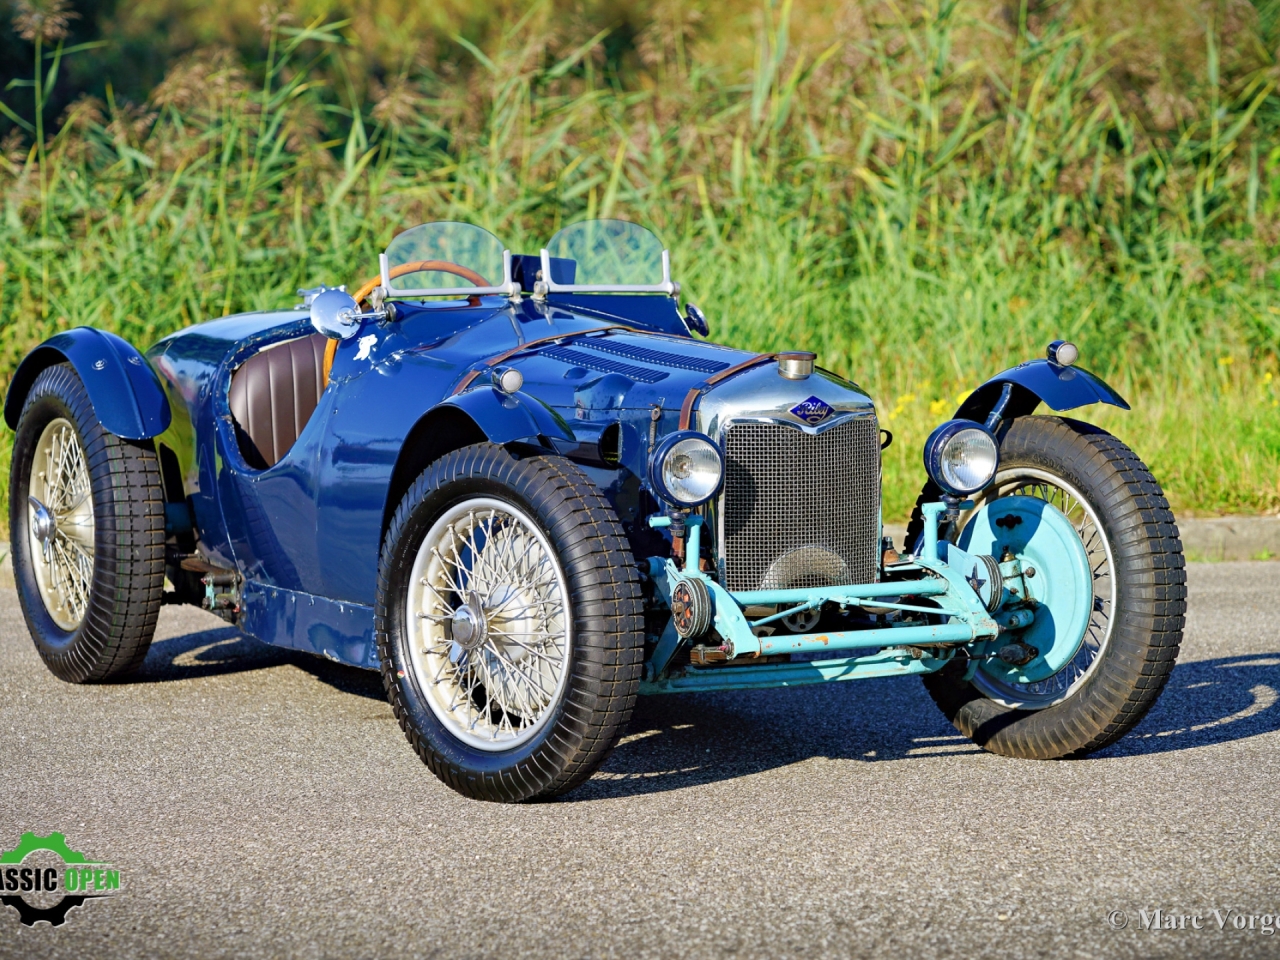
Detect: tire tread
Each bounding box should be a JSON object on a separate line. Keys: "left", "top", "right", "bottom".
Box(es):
{"left": 375, "top": 443, "right": 642, "bottom": 802}
{"left": 10, "top": 364, "right": 165, "bottom": 682}
{"left": 913, "top": 416, "right": 1186, "bottom": 759}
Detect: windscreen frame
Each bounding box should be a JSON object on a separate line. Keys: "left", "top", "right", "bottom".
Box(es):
{"left": 538, "top": 247, "right": 677, "bottom": 296}
{"left": 379, "top": 249, "right": 520, "bottom": 299}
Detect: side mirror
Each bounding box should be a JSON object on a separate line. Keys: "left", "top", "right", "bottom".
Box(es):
{"left": 310, "top": 288, "right": 364, "bottom": 340}
{"left": 685, "top": 303, "right": 709, "bottom": 337}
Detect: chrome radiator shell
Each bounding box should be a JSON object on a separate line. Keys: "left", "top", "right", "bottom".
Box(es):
{"left": 715, "top": 415, "right": 881, "bottom": 591}
{"left": 692, "top": 366, "right": 882, "bottom": 593}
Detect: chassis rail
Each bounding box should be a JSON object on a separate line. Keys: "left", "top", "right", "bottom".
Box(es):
{"left": 637, "top": 503, "right": 1023, "bottom": 695}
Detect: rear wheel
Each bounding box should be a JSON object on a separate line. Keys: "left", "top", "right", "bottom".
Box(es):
{"left": 376, "top": 443, "right": 643, "bottom": 802}
{"left": 9, "top": 364, "right": 166, "bottom": 682}
{"left": 907, "top": 415, "right": 1186, "bottom": 758}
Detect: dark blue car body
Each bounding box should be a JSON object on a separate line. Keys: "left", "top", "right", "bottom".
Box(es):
{"left": 7, "top": 211, "right": 1191, "bottom": 805}
{"left": 143, "top": 291, "right": 757, "bottom": 667}
{"left": 5, "top": 264, "right": 1126, "bottom": 674}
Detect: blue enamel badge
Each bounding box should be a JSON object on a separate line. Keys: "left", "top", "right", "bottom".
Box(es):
{"left": 789, "top": 395, "right": 834, "bottom": 425}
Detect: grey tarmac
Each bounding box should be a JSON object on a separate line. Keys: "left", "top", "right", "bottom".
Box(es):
{"left": 1, "top": 561, "right": 1278, "bottom": 960}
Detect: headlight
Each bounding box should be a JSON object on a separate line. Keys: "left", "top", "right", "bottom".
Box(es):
{"left": 649, "top": 431, "right": 724, "bottom": 506}
{"left": 923, "top": 420, "right": 999, "bottom": 496}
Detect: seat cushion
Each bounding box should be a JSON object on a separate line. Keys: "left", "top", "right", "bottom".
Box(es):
{"left": 228, "top": 333, "right": 328, "bottom": 469}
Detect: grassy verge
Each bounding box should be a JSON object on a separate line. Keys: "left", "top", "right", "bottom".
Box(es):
{"left": 0, "top": 1, "right": 1276, "bottom": 529}
{"left": 685, "top": 237, "right": 1280, "bottom": 522}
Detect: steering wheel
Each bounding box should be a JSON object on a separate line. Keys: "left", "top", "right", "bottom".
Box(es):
{"left": 350, "top": 260, "right": 493, "bottom": 305}
{"left": 324, "top": 261, "right": 496, "bottom": 387}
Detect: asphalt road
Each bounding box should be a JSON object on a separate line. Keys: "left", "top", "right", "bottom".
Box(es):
{"left": 1, "top": 561, "right": 1278, "bottom": 959}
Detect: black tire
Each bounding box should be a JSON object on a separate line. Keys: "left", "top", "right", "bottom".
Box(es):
{"left": 9, "top": 363, "right": 166, "bottom": 682}
{"left": 376, "top": 442, "right": 643, "bottom": 802}
{"left": 907, "top": 415, "right": 1186, "bottom": 758}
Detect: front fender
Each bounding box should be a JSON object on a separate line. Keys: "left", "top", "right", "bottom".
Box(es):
{"left": 954, "top": 358, "right": 1129, "bottom": 424}
{"left": 4, "top": 327, "right": 171, "bottom": 439}
{"left": 443, "top": 386, "right": 575, "bottom": 447}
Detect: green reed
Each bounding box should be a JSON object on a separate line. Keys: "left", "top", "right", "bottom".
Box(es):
{"left": 0, "top": 1, "right": 1276, "bottom": 527}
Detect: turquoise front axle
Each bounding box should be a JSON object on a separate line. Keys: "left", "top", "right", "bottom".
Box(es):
{"left": 636, "top": 497, "right": 1086, "bottom": 696}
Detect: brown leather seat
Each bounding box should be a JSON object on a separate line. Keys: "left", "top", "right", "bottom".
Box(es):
{"left": 229, "top": 333, "right": 328, "bottom": 469}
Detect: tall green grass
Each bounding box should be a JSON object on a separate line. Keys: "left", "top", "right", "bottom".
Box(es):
{"left": 1, "top": 0, "right": 1277, "bottom": 525}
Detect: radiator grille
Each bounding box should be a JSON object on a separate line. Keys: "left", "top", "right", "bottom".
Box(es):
{"left": 720, "top": 417, "right": 881, "bottom": 592}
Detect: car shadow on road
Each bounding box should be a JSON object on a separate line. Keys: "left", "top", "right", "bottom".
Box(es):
{"left": 136, "top": 625, "right": 1280, "bottom": 798}
{"left": 139, "top": 626, "right": 291, "bottom": 679}
{"left": 137, "top": 624, "right": 386, "bottom": 700}
{"left": 1099, "top": 653, "right": 1280, "bottom": 757}
{"left": 572, "top": 653, "right": 1280, "bottom": 800}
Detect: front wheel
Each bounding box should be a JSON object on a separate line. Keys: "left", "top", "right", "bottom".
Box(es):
{"left": 376, "top": 443, "right": 643, "bottom": 802}
{"left": 907, "top": 415, "right": 1186, "bottom": 758}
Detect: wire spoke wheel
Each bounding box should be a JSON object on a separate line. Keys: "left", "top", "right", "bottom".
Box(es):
{"left": 406, "top": 497, "right": 570, "bottom": 751}
{"left": 912, "top": 416, "right": 1185, "bottom": 760}
{"left": 379, "top": 444, "right": 642, "bottom": 801}
{"left": 11, "top": 363, "right": 165, "bottom": 683}
{"left": 28, "top": 418, "right": 95, "bottom": 631}
{"left": 961, "top": 468, "right": 1115, "bottom": 710}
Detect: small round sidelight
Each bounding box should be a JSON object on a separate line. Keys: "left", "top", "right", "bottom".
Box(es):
{"left": 923, "top": 420, "right": 1000, "bottom": 496}
{"left": 649, "top": 431, "right": 724, "bottom": 506}
{"left": 493, "top": 366, "right": 524, "bottom": 394}
{"left": 1047, "top": 340, "right": 1079, "bottom": 367}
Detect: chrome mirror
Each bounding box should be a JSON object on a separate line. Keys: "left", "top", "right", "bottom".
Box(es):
{"left": 685, "top": 303, "right": 709, "bottom": 337}
{"left": 310, "top": 288, "right": 364, "bottom": 340}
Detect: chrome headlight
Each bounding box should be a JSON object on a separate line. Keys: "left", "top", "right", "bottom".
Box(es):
{"left": 649, "top": 431, "right": 724, "bottom": 506}
{"left": 923, "top": 420, "right": 999, "bottom": 496}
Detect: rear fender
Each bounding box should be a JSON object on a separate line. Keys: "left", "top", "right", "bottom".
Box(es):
{"left": 954, "top": 358, "right": 1129, "bottom": 426}
{"left": 4, "top": 327, "right": 171, "bottom": 439}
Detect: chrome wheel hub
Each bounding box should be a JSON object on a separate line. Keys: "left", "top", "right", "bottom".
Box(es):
{"left": 406, "top": 498, "right": 570, "bottom": 751}
{"left": 449, "top": 592, "right": 487, "bottom": 650}
{"left": 28, "top": 418, "right": 95, "bottom": 631}
{"left": 29, "top": 496, "right": 56, "bottom": 550}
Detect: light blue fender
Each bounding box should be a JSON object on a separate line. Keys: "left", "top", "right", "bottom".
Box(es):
{"left": 954, "top": 357, "right": 1129, "bottom": 425}
{"left": 4, "top": 327, "right": 171, "bottom": 439}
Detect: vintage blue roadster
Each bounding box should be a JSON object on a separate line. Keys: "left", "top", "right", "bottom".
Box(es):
{"left": 6, "top": 220, "right": 1186, "bottom": 801}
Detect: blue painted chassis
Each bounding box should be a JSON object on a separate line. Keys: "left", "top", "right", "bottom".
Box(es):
{"left": 5, "top": 280, "right": 1127, "bottom": 692}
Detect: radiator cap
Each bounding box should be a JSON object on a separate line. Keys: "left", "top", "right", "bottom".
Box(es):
{"left": 777, "top": 351, "right": 816, "bottom": 380}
